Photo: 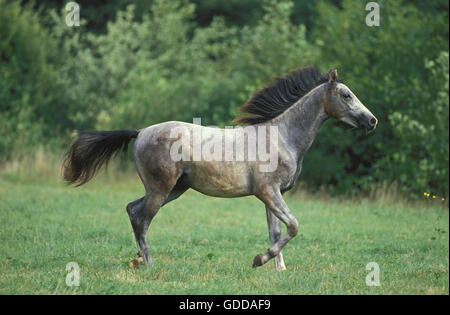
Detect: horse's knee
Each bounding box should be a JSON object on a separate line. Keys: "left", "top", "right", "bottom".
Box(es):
{"left": 287, "top": 218, "right": 299, "bottom": 237}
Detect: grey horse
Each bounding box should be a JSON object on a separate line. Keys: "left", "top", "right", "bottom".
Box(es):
{"left": 63, "top": 67, "right": 377, "bottom": 271}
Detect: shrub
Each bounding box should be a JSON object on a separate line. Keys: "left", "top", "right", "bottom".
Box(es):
{"left": 303, "top": 0, "right": 449, "bottom": 195}
{"left": 0, "top": 0, "right": 55, "bottom": 159}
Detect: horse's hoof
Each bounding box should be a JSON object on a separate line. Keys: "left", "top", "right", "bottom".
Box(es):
{"left": 252, "top": 254, "right": 264, "bottom": 268}
{"left": 129, "top": 257, "right": 145, "bottom": 269}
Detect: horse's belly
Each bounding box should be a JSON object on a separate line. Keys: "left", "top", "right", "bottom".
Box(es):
{"left": 182, "top": 162, "right": 252, "bottom": 198}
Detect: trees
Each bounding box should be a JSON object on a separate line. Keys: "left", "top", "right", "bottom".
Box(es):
{"left": 389, "top": 52, "right": 449, "bottom": 195}
{"left": 0, "top": 0, "right": 57, "bottom": 159}
{"left": 1, "top": 0, "right": 448, "bottom": 196}
{"left": 304, "top": 0, "right": 449, "bottom": 195}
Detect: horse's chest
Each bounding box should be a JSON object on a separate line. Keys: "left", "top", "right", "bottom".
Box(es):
{"left": 279, "top": 156, "right": 303, "bottom": 191}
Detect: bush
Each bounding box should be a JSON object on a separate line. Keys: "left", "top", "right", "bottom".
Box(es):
{"left": 91, "top": 0, "right": 317, "bottom": 129}
{"left": 388, "top": 52, "right": 449, "bottom": 196}
{"left": 1, "top": 0, "right": 448, "bottom": 197}
{"left": 0, "top": 0, "right": 84, "bottom": 159}
{"left": 302, "top": 0, "right": 449, "bottom": 195}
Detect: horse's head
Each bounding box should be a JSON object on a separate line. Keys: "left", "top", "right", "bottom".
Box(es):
{"left": 324, "top": 69, "right": 378, "bottom": 132}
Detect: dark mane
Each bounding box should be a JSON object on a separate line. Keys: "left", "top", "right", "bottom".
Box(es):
{"left": 233, "top": 66, "right": 331, "bottom": 125}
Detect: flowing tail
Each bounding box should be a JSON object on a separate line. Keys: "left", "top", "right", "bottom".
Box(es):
{"left": 63, "top": 129, "right": 140, "bottom": 186}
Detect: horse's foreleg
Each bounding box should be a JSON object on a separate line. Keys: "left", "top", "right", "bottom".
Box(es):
{"left": 266, "top": 207, "right": 286, "bottom": 271}
{"left": 254, "top": 188, "right": 299, "bottom": 268}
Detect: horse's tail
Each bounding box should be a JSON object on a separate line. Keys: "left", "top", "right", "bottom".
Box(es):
{"left": 63, "top": 129, "right": 140, "bottom": 186}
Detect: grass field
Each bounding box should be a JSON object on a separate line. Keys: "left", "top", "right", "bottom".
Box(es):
{"left": 0, "top": 167, "right": 448, "bottom": 294}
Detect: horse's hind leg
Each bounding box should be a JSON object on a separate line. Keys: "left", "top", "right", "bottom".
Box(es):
{"left": 127, "top": 193, "right": 164, "bottom": 265}
{"left": 127, "top": 178, "right": 187, "bottom": 266}
{"left": 126, "top": 197, "right": 146, "bottom": 264}
{"left": 127, "top": 183, "right": 176, "bottom": 265}
{"left": 266, "top": 207, "right": 286, "bottom": 271}
{"left": 162, "top": 182, "right": 188, "bottom": 206}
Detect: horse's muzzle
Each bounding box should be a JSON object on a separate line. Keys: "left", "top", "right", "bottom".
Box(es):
{"left": 359, "top": 113, "right": 378, "bottom": 131}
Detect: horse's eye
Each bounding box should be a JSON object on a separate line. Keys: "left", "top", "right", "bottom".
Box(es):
{"left": 343, "top": 93, "right": 351, "bottom": 100}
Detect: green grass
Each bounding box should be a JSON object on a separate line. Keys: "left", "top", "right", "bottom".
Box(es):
{"left": 0, "top": 171, "right": 448, "bottom": 294}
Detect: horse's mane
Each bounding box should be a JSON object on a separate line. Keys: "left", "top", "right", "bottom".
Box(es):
{"left": 233, "top": 66, "right": 331, "bottom": 125}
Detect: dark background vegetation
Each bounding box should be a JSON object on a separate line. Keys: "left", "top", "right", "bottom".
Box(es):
{"left": 0, "top": 0, "right": 448, "bottom": 197}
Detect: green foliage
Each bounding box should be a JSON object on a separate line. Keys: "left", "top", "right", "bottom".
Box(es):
{"left": 0, "top": 0, "right": 51, "bottom": 159}
{"left": 191, "top": 0, "right": 264, "bottom": 27}
{"left": 388, "top": 52, "right": 449, "bottom": 195}
{"left": 304, "top": 0, "right": 449, "bottom": 195}
{"left": 1, "top": 0, "right": 449, "bottom": 196}
{"left": 93, "top": 0, "right": 316, "bottom": 128}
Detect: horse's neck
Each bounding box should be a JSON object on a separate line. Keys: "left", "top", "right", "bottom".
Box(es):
{"left": 273, "top": 85, "right": 329, "bottom": 159}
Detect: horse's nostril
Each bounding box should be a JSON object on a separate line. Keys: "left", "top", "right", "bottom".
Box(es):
{"left": 369, "top": 118, "right": 377, "bottom": 126}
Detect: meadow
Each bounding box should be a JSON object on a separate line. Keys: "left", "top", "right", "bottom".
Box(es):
{"left": 1, "top": 0, "right": 448, "bottom": 296}
{"left": 0, "top": 158, "right": 448, "bottom": 295}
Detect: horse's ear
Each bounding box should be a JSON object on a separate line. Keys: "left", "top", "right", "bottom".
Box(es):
{"left": 328, "top": 69, "right": 338, "bottom": 83}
